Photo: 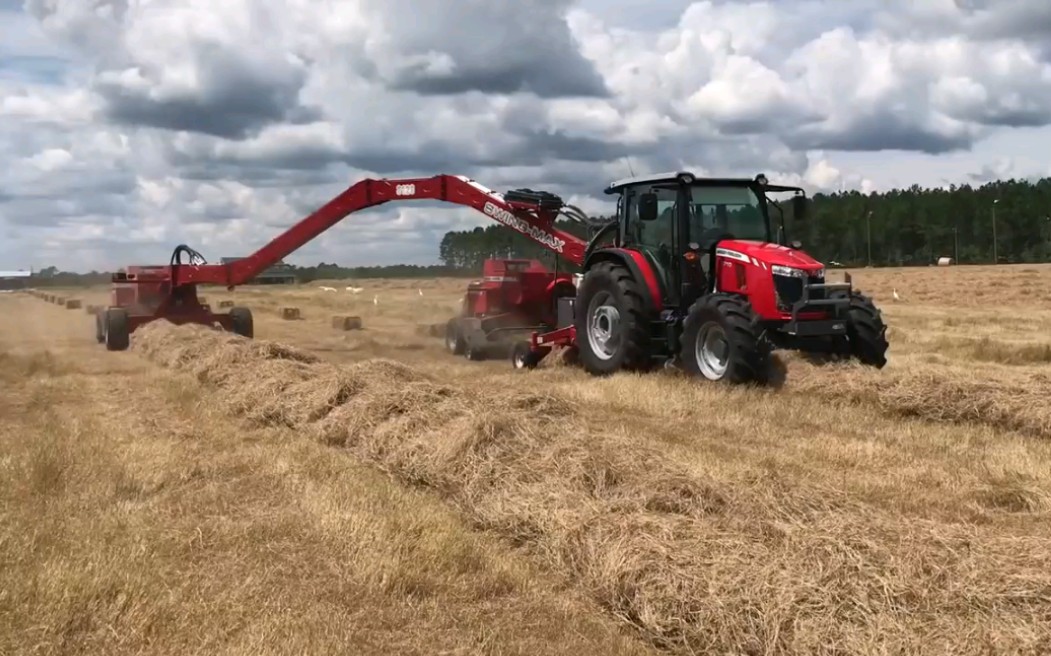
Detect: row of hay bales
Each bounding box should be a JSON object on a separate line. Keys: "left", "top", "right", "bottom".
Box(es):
{"left": 27, "top": 289, "right": 83, "bottom": 310}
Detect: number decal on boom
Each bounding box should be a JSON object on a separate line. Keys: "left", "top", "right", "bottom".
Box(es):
{"left": 395, "top": 184, "right": 416, "bottom": 196}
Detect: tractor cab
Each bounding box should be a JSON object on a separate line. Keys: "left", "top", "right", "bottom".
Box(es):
{"left": 602, "top": 171, "right": 810, "bottom": 311}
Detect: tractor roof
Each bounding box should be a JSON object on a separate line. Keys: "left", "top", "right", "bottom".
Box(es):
{"left": 603, "top": 171, "right": 803, "bottom": 195}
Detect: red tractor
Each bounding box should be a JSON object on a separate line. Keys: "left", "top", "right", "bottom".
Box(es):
{"left": 95, "top": 171, "right": 887, "bottom": 386}
{"left": 512, "top": 171, "right": 888, "bottom": 383}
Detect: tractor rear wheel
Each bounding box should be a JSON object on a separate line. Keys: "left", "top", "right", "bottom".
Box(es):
{"left": 679, "top": 293, "right": 771, "bottom": 384}
{"left": 229, "top": 307, "right": 253, "bottom": 338}
{"left": 844, "top": 292, "right": 888, "bottom": 367}
{"left": 104, "top": 308, "right": 130, "bottom": 352}
{"left": 573, "top": 260, "right": 652, "bottom": 375}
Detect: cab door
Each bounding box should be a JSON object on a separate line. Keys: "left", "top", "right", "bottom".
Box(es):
{"left": 620, "top": 183, "right": 682, "bottom": 308}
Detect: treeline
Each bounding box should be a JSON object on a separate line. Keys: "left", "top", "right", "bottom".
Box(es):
{"left": 25, "top": 177, "right": 1051, "bottom": 286}
{"left": 438, "top": 219, "right": 597, "bottom": 273}
{"left": 23, "top": 263, "right": 471, "bottom": 287}
{"left": 293, "top": 263, "right": 468, "bottom": 282}
{"left": 438, "top": 177, "right": 1051, "bottom": 268}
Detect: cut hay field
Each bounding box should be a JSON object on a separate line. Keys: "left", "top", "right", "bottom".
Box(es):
{"left": 4, "top": 263, "right": 1051, "bottom": 655}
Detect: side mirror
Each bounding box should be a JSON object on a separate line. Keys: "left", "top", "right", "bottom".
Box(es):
{"left": 638, "top": 193, "right": 658, "bottom": 222}
{"left": 791, "top": 195, "right": 809, "bottom": 221}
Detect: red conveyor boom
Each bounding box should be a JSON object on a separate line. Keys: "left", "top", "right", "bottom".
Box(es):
{"left": 175, "top": 174, "right": 588, "bottom": 288}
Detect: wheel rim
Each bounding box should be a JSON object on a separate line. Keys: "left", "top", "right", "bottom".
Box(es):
{"left": 513, "top": 349, "right": 526, "bottom": 368}
{"left": 695, "top": 321, "right": 730, "bottom": 380}
{"left": 587, "top": 292, "right": 620, "bottom": 361}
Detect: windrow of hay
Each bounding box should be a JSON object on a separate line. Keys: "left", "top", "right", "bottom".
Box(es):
{"left": 133, "top": 321, "right": 1051, "bottom": 654}
{"left": 787, "top": 356, "right": 1051, "bottom": 439}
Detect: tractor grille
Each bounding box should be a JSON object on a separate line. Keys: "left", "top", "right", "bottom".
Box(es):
{"left": 773, "top": 273, "right": 825, "bottom": 311}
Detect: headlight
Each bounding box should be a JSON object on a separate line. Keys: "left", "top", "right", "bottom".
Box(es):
{"left": 771, "top": 265, "right": 807, "bottom": 278}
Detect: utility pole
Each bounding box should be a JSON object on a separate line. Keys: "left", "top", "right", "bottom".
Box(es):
{"left": 953, "top": 225, "right": 959, "bottom": 263}
{"left": 866, "top": 210, "right": 873, "bottom": 267}
{"left": 992, "top": 199, "right": 999, "bottom": 264}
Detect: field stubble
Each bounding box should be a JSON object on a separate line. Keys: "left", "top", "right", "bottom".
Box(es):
{"left": 8, "top": 263, "right": 1051, "bottom": 654}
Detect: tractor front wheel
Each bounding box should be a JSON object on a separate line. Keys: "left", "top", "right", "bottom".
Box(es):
{"left": 104, "top": 307, "right": 130, "bottom": 352}
{"left": 844, "top": 292, "right": 888, "bottom": 367}
{"left": 679, "top": 293, "right": 771, "bottom": 384}
{"left": 573, "top": 261, "right": 651, "bottom": 375}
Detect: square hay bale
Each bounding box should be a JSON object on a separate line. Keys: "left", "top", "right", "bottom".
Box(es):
{"left": 331, "top": 315, "right": 363, "bottom": 331}
{"left": 54, "top": 297, "right": 65, "bottom": 305}
{"left": 218, "top": 300, "right": 234, "bottom": 308}
{"left": 64, "top": 299, "right": 82, "bottom": 309}
{"left": 415, "top": 322, "right": 445, "bottom": 337}
{"left": 198, "top": 296, "right": 207, "bottom": 304}
{"left": 85, "top": 304, "right": 100, "bottom": 315}
{"left": 280, "top": 306, "right": 301, "bottom": 320}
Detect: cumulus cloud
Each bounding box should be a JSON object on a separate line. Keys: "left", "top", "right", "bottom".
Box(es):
{"left": 2, "top": 0, "right": 1051, "bottom": 271}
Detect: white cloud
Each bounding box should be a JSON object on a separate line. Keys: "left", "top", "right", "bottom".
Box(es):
{"left": 1, "top": 0, "right": 1051, "bottom": 271}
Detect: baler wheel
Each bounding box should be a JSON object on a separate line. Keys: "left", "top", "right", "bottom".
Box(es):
{"left": 104, "top": 308, "right": 130, "bottom": 352}
{"left": 445, "top": 318, "right": 465, "bottom": 355}
{"left": 464, "top": 338, "right": 486, "bottom": 361}
{"left": 229, "top": 307, "right": 254, "bottom": 338}
{"left": 511, "top": 341, "right": 541, "bottom": 369}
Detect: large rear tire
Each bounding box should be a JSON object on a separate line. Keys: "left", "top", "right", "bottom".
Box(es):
{"left": 844, "top": 292, "right": 888, "bottom": 367}
{"left": 679, "top": 293, "right": 771, "bottom": 384}
{"left": 104, "top": 308, "right": 130, "bottom": 352}
{"left": 573, "top": 260, "right": 652, "bottom": 375}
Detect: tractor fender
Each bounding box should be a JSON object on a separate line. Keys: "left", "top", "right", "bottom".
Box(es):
{"left": 583, "top": 248, "right": 663, "bottom": 312}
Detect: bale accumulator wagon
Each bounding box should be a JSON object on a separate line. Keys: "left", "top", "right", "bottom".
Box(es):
{"left": 97, "top": 171, "right": 887, "bottom": 385}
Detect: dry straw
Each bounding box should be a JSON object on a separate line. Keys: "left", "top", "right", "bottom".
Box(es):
{"left": 133, "top": 321, "right": 1051, "bottom": 654}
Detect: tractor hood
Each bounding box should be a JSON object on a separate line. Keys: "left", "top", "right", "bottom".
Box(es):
{"left": 717, "top": 239, "right": 824, "bottom": 272}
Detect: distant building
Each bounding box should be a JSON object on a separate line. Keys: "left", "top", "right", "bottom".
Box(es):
{"left": 219, "top": 258, "right": 297, "bottom": 285}
{"left": 0, "top": 270, "right": 32, "bottom": 291}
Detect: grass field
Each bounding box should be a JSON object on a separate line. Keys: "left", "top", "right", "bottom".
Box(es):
{"left": 3, "top": 263, "right": 1051, "bottom": 654}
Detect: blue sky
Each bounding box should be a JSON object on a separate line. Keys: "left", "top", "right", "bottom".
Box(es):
{"left": 2, "top": 0, "right": 1051, "bottom": 272}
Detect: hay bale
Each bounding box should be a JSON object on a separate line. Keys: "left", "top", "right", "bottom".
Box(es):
{"left": 280, "top": 307, "right": 301, "bottom": 320}
{"left": 218, "top": 300, "right": 234, "bottom": 308}
{"left": 53, "top": 297, "right": 65, "bottom": 305}
{"left": 331, "top": 315, "right": 363, "bottom": 331}
{"left": 85, "top": 304, "right": 100, "bottom": 315}
{"left": 415, "top": 322, "right": 446, "bottom": 338}
{"left": 64, "top": 299, "right": 82, "bottom": 309}
{"left": 198, "top": 296, "right": 207, "bottom": 304}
